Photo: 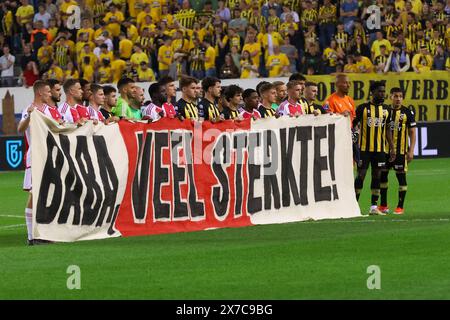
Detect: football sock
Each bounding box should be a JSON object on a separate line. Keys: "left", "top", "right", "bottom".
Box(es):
{"left": 25, "top": 208, "right": 33, "bottom": 241}
{"left": 380, "top": 170, "right": 389, "bottom": 207}
{"left": 396, "top": 172, "right": 407, "bottom": 209}
{"left": 370, "top": 176, "right": 380, "bottom": 206}
{"left": 354, "top": 176, "right": 363, "bottom": 201}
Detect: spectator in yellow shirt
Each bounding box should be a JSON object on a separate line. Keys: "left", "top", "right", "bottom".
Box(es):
{"left": 160, "top": 4, "right": 174, "bottom": 27}
{"left": 262, "top": 24, "right": 283, "bottom": 60}
{"left": 98, "top": 58, "right": 113, "bottom": 84}
{"left": 412, "top": 45, "right": 433, "bottom": 73}
{"left": 16, "top": 0, "right": 35, "bottom": 29}
{"left": 354, "top": 52, "right": 374, "bottom": 73}
{"left": 64, "top": 61, "right": 80, "bottom": 81}
{"left": 323, "top": 40, "right": 340, "bottom": 73}
{"left": 203, "top": 37, "right": 217, "bottom": 77}
{"left": 266, "top": 45, "right": 290, "bottom": 77}
{"left": 137, "top": 4, "right": 152, "bottom": 29}
{"left": 130, "top": 44, "right": 149, "bottom": 68}
{"left": 343, "top": 55, "right": 359, "bottom": 73}
{"left": 242, "top": 32, "right": 261, "bottom": 68}
{"left": 139, "top": 15, "right": 156, "bottom": 33}
{"left": 77, "top": 18, "right": 95, "bottom": 42}
{"left": 123, "top": 20, "right": 139, "bottom": 43}
{"left": 280, "top": 14, "right": 298, "bottom": 36}
{"left": 111, "top": 52, "right": 127, "bottom": 83}
{"left": 158, "top": 36, "right": 174, "bottom": 78}
{"left": 150, "top": 0, "right": 163, "bottom": 23}
{"left": 79, "top": 44, "right": 97, "bottom": 70}
{"left": 81, "top": 56, "right": 95, "bottom": 82}
{"left": 128, "top": 0, "right": 143, "bottom": 18}
{"left": 37, "top": 39, "right": 53, "bottom": 65}
{"left": 99, "top": 44, "right": 114, "bottom": 63}
{"left": 137, "top": 61, "right": 156, "bottom": 82}
{"left": 240, "top": 50, "right": 259, "bottom": 79}
{"left": 371, "top": 31, "right": 392, "bottom": 61}
{"left": 47, "top": 60, "right": 64, "bottom": 82}
{"left": 76, "top": 33, "right": 95, "bottom": 57}
{"left": 103, "top": 4, "right": 125, "bottom": 38}
{"left": 119, "top": 33, "right": 133, "bottom": 60}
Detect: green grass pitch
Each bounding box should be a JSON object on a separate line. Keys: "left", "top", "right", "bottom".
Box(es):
{"left": 1, "top": 158, "right": 449, "bottom": 299}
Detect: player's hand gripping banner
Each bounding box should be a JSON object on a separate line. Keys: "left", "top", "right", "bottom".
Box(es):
{"left": 31, "top": 111, "right": 361, "bottom": 242}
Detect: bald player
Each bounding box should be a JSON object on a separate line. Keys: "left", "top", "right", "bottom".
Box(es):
{"left": 323, "top": 74, "right": 359, "bottom": 161}
{"left": 323, "top": 74, "right": 355, "bottom": 119}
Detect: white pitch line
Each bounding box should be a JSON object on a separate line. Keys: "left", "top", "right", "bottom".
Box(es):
{"left": 303, "top": 218, "right": 450, "bottom": 224}
{"left": 0, "top": 215, "right": 23, "bottom": 219}
{"left": 0, "top": 224, "right": 26, "bottom": 230}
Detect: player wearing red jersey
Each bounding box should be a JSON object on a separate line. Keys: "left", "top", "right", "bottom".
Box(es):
{"left": 17, "top": 80, "right": 56, "bottom": 245}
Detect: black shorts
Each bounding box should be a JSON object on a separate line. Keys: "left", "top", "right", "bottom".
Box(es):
{"left": 385, "top": 154, "right": 408, "bottom": 172}
{"left": 357, "top": 151, "right": 386, "bottom": 170}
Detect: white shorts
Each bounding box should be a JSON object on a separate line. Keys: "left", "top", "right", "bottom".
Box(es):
{"left": 23, "top": 167, "right": 32, "bottom": 191}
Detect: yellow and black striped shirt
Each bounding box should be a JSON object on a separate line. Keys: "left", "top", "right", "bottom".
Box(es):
{"left": 354, "top": 103, "right": 390, "bottom": 153}
{"left": 335, "top": 31, "right": 349, "bottom": 50}
{"left": 136, "top": 36, "right": 152, "bottom": 56}
{"left": 318, "top": 5, "right": 336, "bottom": 24}
{"left": 93, "top": 3, "right": 107, "bottom": 25}
{"left": 301, "top": 9, "right": 317, "bottom": 27}
{"left": 385, "top": 24, "right": 402, "bottom": 39}
{"left": 54, "top": 43, "right": 69, "bottom": 68}
{"left": 304, "top": 101, "right": 325, "bottom": 115}
{"left": 176, "top": 98, "right": 198, "bottom": 120}
{"left": 226, "top": 0, "right": 240, "bottom": 10}
{"left": 250, "top": 15, "right": 266, "bottom": 32}
{"left": 414, "top": 38, "right": 429, "bottom": 53}
{"left": 354, "top": 27, "right": 367, "bottom": 44}
{"left": 268, "top": 16, "right": 281, "bottom": 31}
{"left": 406, "top": 22, "right": 422, "bottom": 44}
{"left": 374, "top": 54, "right": 388, "bottom": 67}
{"left": 240, "top": 9, "right": 252, "bottom": 21}
{"left": 174, "top": 9, "right": 196, "bottom": 29}
{"left": 424, "top": 28, "right": 434, "bottom": 41}
{"left": 189, "top": 47, "right": 204, "bottom": 71}
{"left": 258, "top": 104, "right": 276, "bottom": 118}
{"left": 221, "top": 106, "right": 240, "bottom": 120}
{"left": 287, "top": 0, "right": 301, "bottom": 12}
{"left": 435, "top": 12, "right": 446, "bottom": 35}
{"left": 429, "top": 38, "right": 445, "bottom": 55}
{"left": 198, "top": 98, "right": 221, "bottom": 120}
{"left": 387, "top": 106, "right": 416, "bottom": 155}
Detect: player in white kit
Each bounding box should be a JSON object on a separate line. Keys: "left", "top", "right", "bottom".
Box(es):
{"left": 17, "top": 80, "right": 62, "bottom": 245}
{"left": 87, "top": 84, "right": 106, "bottom": 123}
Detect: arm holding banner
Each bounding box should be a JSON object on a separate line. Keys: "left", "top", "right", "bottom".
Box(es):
{"left": 18, "top": 105, "right": 35, "bottom": 133}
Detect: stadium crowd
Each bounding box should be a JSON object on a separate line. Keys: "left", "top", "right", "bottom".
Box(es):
{"left": 0, "top": 0, "right": 449, "bottom": 87}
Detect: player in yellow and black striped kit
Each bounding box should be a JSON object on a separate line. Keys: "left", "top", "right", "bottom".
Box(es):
{"left": 353, "top": 81, "right": 395, "bottom": 215}
{"left": 175, "top": 76, "right": 200, "bottom": 120}
{"left": 221, "top": 85, "right": 243, "bottom": 120}
{"left": 198, "top": 77, "right": 222, "bottom": 122}
{"left": 379, "top": 87, "right": 417, "bottom": 215}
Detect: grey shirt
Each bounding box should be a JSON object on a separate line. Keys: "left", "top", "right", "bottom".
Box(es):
{"left": 229, "top": 18, "right": 248, "bottom": 38}
{"left": 280, "top": 45, "right": 297, "bottom": 70}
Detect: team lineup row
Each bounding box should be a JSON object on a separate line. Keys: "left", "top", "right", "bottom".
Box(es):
{"left": 18, "top": 72, "right": 416, "bottom": 245}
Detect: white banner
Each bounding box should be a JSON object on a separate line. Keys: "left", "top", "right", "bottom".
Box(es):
{"left": 31, "top": 111, "right": 128, "bottom": 241}
{"left": 249, "top": 115, "right": 361, "bottom": 225}
{"left": 30, "top": 112, "right": 361, "bottom": 242}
